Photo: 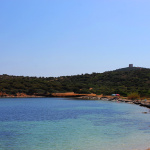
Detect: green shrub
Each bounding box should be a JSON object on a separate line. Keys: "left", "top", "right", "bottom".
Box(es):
{"left": 127, "top": 92, "right": 140, "bottom": 100}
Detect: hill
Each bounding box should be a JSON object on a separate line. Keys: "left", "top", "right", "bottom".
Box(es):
{"left": 1, "top": 67, "right": 150, "bottom": 97}
{"left": 113, "top": 66, "right": 143, "bottom": 72}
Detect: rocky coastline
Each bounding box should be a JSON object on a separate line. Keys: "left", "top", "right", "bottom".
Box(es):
{"left": 77, "top": 95, "right": 150, "bottom": 109}
{"left": 1, "top": 92, "right": 150, "bottom": 109}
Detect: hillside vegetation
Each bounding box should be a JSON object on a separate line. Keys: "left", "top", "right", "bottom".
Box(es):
{"left": 0, "top": 67, "right": 150, "bottom": 97}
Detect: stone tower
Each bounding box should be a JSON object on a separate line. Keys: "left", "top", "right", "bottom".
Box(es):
{"left": 129, "top": 64, "right": 133, "bottom": 68}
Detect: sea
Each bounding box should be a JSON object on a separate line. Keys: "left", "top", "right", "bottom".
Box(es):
{"left": 0, "top": 97, "right": 150, "bottom": 150}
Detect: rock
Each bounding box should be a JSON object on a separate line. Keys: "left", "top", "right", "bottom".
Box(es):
{"left": 142, "top": 112, "right": 148, "bottom": 114}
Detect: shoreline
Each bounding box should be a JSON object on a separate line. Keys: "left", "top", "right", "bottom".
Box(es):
{"left": 77, "top": 95, "right": 150, "bottom": 109}
{"left": 1, "top": 92, "right": 150, "bottom": 109}
{"left": 0, "top": 92, "right": 97, "bottom": 98}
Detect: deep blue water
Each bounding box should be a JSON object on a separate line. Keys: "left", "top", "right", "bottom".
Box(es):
{"left": 0, "top": 98, "right": 150, "bottom": 150}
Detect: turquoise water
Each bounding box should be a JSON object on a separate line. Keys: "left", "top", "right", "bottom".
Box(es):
{"left": 0, "top": 98, "right": 150, "bottom": 150}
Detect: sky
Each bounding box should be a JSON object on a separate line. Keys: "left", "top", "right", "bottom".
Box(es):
{"left": 0, "top": 0, "right": 150, "bottom": 77}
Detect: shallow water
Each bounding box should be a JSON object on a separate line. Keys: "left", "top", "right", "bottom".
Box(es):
{"left": 0, "top": 98, "right": 150, "bottom": 150}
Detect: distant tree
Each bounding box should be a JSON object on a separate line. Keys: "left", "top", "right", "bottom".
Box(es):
{"left": 79, "top": 88, "right": 91, "bottom": 94}
{"left": 73, "top": 87, "right": 80, "bottom": 93}
{"left": 27, "top": 89, "right": 36, "bottom": 95}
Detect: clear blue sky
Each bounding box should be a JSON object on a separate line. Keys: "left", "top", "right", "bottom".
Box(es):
{"left": 0, "top": 0, "right": 150, "bottom": 77}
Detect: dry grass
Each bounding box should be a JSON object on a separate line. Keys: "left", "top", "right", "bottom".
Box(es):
{"left": 51, "top": 92, "right": 96, "bottom": 97}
